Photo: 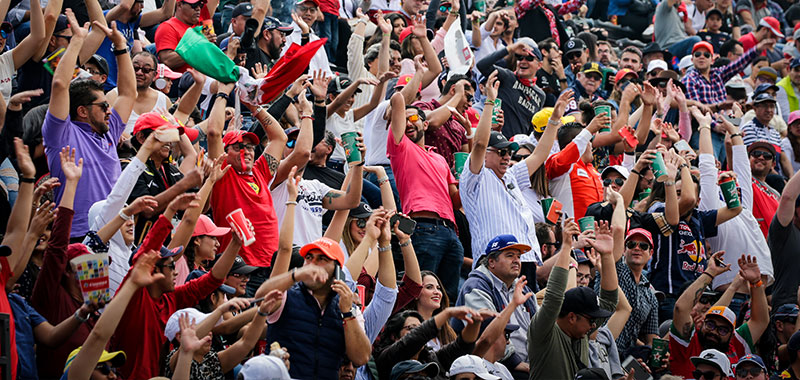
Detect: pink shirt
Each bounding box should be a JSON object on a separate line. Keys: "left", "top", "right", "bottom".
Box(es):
{"left": 387, "top": 133, "right": 456, "bottom": 223}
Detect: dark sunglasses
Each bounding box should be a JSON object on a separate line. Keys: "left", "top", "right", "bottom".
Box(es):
{"left": 95, "top": 363, "right": 116, "bottom": 375}
{"left": 625, "top": 241, "right": 651, "bottom": 251}
{"left": 512, "top": 154, "right": 530, "bottom": 161}
{"left": 286, "top": 139, "right": 297, "bottom": 148}
{"left": 439, "top": 5, "right": 451, "bottom": 11}
{"left": 566, "top": 52, "right": 582, "bottom": 60}
{"left": 698, "top": 295, "right": 715, "bottom": 304}
{"left": 231, "top": 142, "right": 256, "bottom": 151}
{"left": 55, "top": 33, "right": 72, "bottom": 41}
{"left": 735, "top": 367, "right": 763, "bottom": 377}
{"left": 750, "top": 150, "right": 774, "bottom": 160}
{"left": 0, "top": 30, "right": 7, "bottom": 40}
{"left": 157, "top": 262, "right": 177, "bottom": 271}
{"left": 603, "top": 178, "right": 625, "bottom": 187}
{"left": 355, "top": 218, "right": 367, "bottom": 228}
{"left": 691, "top": 370, "right": 719, "bottom": 379}
{"left": 133, "top": 65, "right": 155, "bottom": 74}
{"left": 515, "top": 54, "right": 536, "bottom": 62}
{"left": 186, "top": 1, "right": 205, "bottom": 9}
{"left": 704, "top": 319, "right": 732, "bottom": 336}
{"left": 488, "top": 148, "right": 514, "bottom": 156}
{"left": 656, "top": 81, "right": 669, "bottom": 88}
{"left": 88, "top": 101, "right": 110, "bottom": 112}
{"left": 693, "top": 51, "right": 711, "bottom": 59}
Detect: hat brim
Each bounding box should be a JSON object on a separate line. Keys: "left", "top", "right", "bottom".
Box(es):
{"left": 349, "top": 211, "right": 373, "bottom": 219}
{"left": 734, "top": 358, "right": 767, "bottom": 371}
{"left": 231, "top": 264, "right": 259, "bottom": 275}
{"left": 585, "top": 308, "right": 614, "bottom": 319}
{"left": 490, "top": 141, "right": 519, "bottom": 150}
{"left": 161, "top": 246, "right": 183, "bottom": 259}
{"left": 98, "top": 350, "right": 127, "bottom": 368}
{"left": 748, "top": 141, "right": 776, "bottom": 155}
{"left": 408, "top": 362, "right": 440, "bottom": 378}
{"left": 690, "top": 357, "right": 730, "bottom": 376}
{"left": 491, "top": 243, "right": 532, "bottom": 255}
{"left": 300, "top": 241, "right": 344, "bottom": 267}
{"left": 273, "top": 26, "right": 294, "bottom": 33}
{"left": 582, "top": 69, "right": 603, "bottom": 76}
{"left": 202, "top": 226, "right": 231, "bottom": 237}
{"left": 219, "top": 284, "right": 237, "bottom": 295}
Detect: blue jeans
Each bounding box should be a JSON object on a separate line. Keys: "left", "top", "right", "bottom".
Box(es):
{"left": 689, "top": 128, "right": 726, "bottom": 163}
{"left": 365, "top": 165, "right": 401, "bottom": 211}
{"left": 245, "top": 267, "right": 270, "bottom": 297}
{"left": 319, "top": 13, "right": 339, "bottom": 63}
{"left": 411, "top": 221, "right": 464, "bottom": 303}
{"left": 667, "top": 36, "right": 702, "bottom": 61}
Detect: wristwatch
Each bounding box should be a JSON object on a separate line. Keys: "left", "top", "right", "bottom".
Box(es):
{"left": 113, "top": 46, "right": 130, "bottom": 56}
{"left": 342, "top": 305, "right": 356, "bottom": 319}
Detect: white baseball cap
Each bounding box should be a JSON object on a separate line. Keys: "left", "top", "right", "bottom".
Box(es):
{"left": 240, "top": 355, "right": 292, "bottom": 380}
{"left": 690, "top": 349, "right": 733, "bottom": 377}
{"left": 447, "top": 355, "right": 501, "bottom": 380}
{"left": 601, "top": 165, "right": 630, "bottom": 180}
{"left": 647, "top": 59, "right": 668, "bottom": 74}
{"left": 164, "top": 308, "right": 221, "bottom": 341}
{"left": 679, "top": 55, "right": 694, "bottom": 71}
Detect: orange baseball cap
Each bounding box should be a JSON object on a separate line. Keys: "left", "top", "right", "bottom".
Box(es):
{"left": 300, "top": 237, "right": 345, "bottom": 267}
{"left": 692, "top": 41, "right": 714, "bottom": 54}
{"left": 133, "top": 112, "right": 199, "bottom": 142}
{"left": 706, "top": 305, "right": 736, "bottom": 328}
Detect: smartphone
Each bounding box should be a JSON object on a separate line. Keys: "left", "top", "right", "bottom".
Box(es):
{"left": 622, "top": 356, "right": 654, "bottom": 380}
{"left": 546, "top": 199, "right": 563, "bottom": 225}
{"left": 674, "top": 140, "right": 692, "bottom": 152}
{"left": 619, "top": 126, "right": 639, "bottom": 147}
{"left": 714, "top": 256, "right": 725, "bottom": 268}
{"left": 390, "top": 214, "right": 417, "bottom": 236}
{"left": 334, "top": 263, "right": 346, "bottom": 282}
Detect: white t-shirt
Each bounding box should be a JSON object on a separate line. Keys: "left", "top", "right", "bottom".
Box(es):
{"left": 124, "top": 91, "right": 170, "bottom": 134}
{"left": 0, "top": 50, "right": 15, "bottom": 103}
{"left": 363, "top": 100, "right": 391, "bottom": 166}
{"left": 327, "top": 110, "right": 358, "bottom": 162}
{"left": 369, "top": 0, "right": 401, "bottom": 11}
{"left": 272, "top": 178, "right": 333, "bottom": 246}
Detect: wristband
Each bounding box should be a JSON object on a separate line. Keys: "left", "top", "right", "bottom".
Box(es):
{"left": 630, "top": 168, "right": 641, "bottom": 177}
{"left": 678, "top": 163, "right": 689, "bottom": 171}
{"left": 664, "top": 180, "right": 676, "bottom": 186}
{"left": 257, "top": 310, "right": 270, "bottom": 317}
{"left": 378, "top": 245, "right": 391, "bottom": 253}
{"left": 624, "top": 151, "right": 634, "bottom": 156}
{"left": 355, "top": 161, "right": 365, "bottom": 167}
{"left": 19, "top": 177, "right": 35, "bottom": 183}
{"left": 300, "top": 114, "right": 314, "bottom": 121}
{"left": 701, "top": 271, "right": 715, "bottom": 280}
{"left": 750, "top": 279, "right": 763, "bottom": 288}
{"left": 357, "top": 19, "right": 367, "bottom": 25}
{"left": 698, "top": 125, "right": 711, "bottom": 131}
{"left": 119, "top": 210, "right": 133, "bottom": 221}
{"left": 730, "top": 133, "right": 742, "bottom": 138}
{"left": 291, "top": 268, "right": 297, "bottom": 282}
{"left": 377, "top": 176, "right": 389, "bottom": 186}
{"left": 547, "top": 119, "right": 560, "bottom": 126}
{"left": 285, "top": 200, "right": 298, "bottom": 205}
{"left": 399, "top": 239, "right": 412, "bottom": 247}
{"left": 74, "top": 309, "right": 89, "bottom": 323}
{"left": 113, "top": 46, "right": 129, "bottom": 56}
{"left": 485, "top": 99, "right": 496, "bottom": 106}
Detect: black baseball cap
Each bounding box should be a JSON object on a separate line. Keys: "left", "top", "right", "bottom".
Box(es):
{"left": 230, "top": 255, "right": 259, "bottom": 275}
{"left": 349, "top": 202, "right": 373, "bottom": 218}
{"left": 54, "top": 14, "right": 69, "bottom": 34}
{"left": 232, "top": 3, "right": 253, "bottom": 18}
{"left": 262, "top": 16, "right": 293, "bottom": 33}
{"left": 560, "top": 286, "right": 613, "bottom": 319}
{"left": 575, "top": 368, "right": 609, "bottom": 380}
{"left": 87, "top": 54, "right": 109, "bottom": 76}
{"left": 488, "top": 131, "right": 519, "bottom": 150}
{"left": 706, "top": 8, "right": 723, "bottom": 19}
{"left": 328, "top": 75, "right": 361, "bottom": 94}
{"left": 564, "top": 38, "right": 585, "bottom": 56}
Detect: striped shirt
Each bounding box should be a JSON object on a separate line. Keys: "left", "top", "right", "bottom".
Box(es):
{"left": 461, "top": 160, "right": 542, "bottom": 266}
{"left": 740, "top": 117, "right": 782, "bottom": 149}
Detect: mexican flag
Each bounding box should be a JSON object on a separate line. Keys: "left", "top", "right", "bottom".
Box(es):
{"left": 175, "top": 26, "right": 326, "bottom": 104}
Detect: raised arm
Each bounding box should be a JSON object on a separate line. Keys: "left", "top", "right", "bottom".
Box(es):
{"left": 96, "top": 21, "right": 137, "bottom": 123}
{"left": 525, "top": 90, "right": 572, "bottom": 175}
{"left": 3, "top": 139, "right": 37, "bottom": 270}
{"left": 49, "top": 11, "right": 87, "bottom": 120}
{"left": 469, "top": 71, "right": 498, "bottom": 174}
{"left": 77, "top": 0, "right": 108, "bottom": 65}
{"left": 777, "top": 167, "right": 800, "bottom": 227}
{"left": 738, "top": 255, "right": 769, "bottom": 342}
{"left": 354, "top": 72, "right": 396, "bottom": 121}
{"left": 168, "top": 157, "right": 229, "bottom": 251}
{"left": 11, "top": 0, "right": 44, "bottom": 69}
{"left": 33, "top": 0, "right": 64, "bottom": 62}
{"left": 206, "top": 82, "right": 234, "bottom": 160}
{"left": 6, "top": 202, "right": 56, "bottom": 291}
{"left": 474, "top": 277, "right": 533, "bottom": 356}
{"left": 67, "top": 251, "right": 164, "bottom": 380}
{"left": 271, "top": 168, "right": 300, "bottom": 278}
{"left": 271, "top": 80, "right": 312, "bottom": 190}
{"left": 672, "top": 251, "right": 729, "bottom": 339}
{"left": 344, "top": 211, "right": 383, "bottom": 277}
{"left": 390, "top": 91, "right": 407, "bottom": 145}
{"left": 411, "top": 16, "right": 443, "bottom": 89}
{"left": 141, "top": 0, "right": 176, "bottom": 27}
{"left": 377, "top": 212, "right": 398, "bottom": 289}
{"left": 608, "top": 188, "right": 626, "bottom": 263}
{"left": 217, "top": 292, "right": 283, "bottom": 371}
{"left": 250, "top": 100, "right": 288, "bottom": 175}
{"left": 334, "top": 278, "right": 371, "bottom": 366}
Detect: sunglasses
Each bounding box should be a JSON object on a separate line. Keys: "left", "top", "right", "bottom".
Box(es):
{"left": 157, "top": 262, "right": 177, "bottom": 271}
{"left": 750, "top": 150, "right": 774, "bottom": 160}
{"left": 88, "top": 101, "right": 110, "bottom": 112}
{"left": 488, "top": 148, "right": 514, "bottom": 156}
{"left": 439, "top": 5, "right": 451, "bottom": 11}
{"left": 95, "top": 363, "right": 116, "bottom": 375}
{"left": 693, "top": 51, "right": 711, "bottom": 58}
{"left": 691, "top": 370, "right": 719, "bottom": 379}
{"left": 186, "top": 1, "right": 205, "bottom": 9}
{"left": 407, "top": 114, "right": 421, "bottom": 123}
{"left": 355, "top": 218, "right": 367, "bottom": 228}
{"left": 515, "top": 54, "right": 536, "bottom": 62}
{"left": 0, "top": 30, "right": 7, "bottom": 40}
{"left": 576, "top": 313, "right": 597, "bottom": 326}
{"left": 133, "top": 65, "right": 155, "bottom": 74}
{"left": 735, "top": 367, "right": 763, "bottom": 377}
{"left": 603, "top": 178, "right": 625, "bottom": 187}
{"left": 703, "top": 319, "right": 732, "bottom": 336}
{"left": 512, "top": 154, "right": 530, "bottom": 161}
{"left": 286, "top": 139, "right": 297, "bottom": 148}
{"left": 566, "top": 52, "right": 582, "bottom": 60}
{"left": 231, "top": 143, "right": 256, "bottom": 151}
{"left": 698, "top": 295, "right": 715, "bottom": 304}
{"left": 625, "top": 241, "right": 651, "bottom": 251}
{"left": 54, "top": 34, "right": 72, "bottom": 42}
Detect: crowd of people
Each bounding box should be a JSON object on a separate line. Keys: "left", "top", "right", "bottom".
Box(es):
{"left": 2, "top": 0, "right": 800, "bottom": 378}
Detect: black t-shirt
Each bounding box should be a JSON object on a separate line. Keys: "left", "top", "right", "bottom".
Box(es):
{"left": 16, "top": 58, "right": 53, "bottom": 113}
{"left": 785, "top": 3, "right": 800, "bottom": 25}
{"left": 536, "top": 68, "right": 562, "bottom": 96}
{"left": 697, "top": 30, "right": 731, "bottom": 52}
{"left": 127, "top": 160, "right": 184, "bottom": 244}
{"left": 303, "top": 164, "right": 345, "bottom": 190}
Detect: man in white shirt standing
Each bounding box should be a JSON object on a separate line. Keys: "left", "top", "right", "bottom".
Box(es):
{"left": 283, "top": 0, "right": 334, "bottom": 76}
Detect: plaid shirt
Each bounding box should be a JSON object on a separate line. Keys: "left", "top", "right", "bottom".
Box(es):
{"left": 682, "top": 47, "right": 759, "bottom": 105}
{"left": 597, "top": 260, "right": 660, "bottom": 353}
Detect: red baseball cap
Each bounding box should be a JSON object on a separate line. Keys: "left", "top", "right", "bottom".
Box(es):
{"left": 300, "top": 237, "right": 345, "bottom": 267}
{"left": 157, "top": 64, "right": 182, "bottom": 80}
{"left": 395, "top": 73, "right": 422, "bottom": 92}
{"left": 296, "top": 0, "right": 320, "bottom": 6}
{"left": 66, "top": 243, "right": 91, "bottom": 262}
{"left": 132, "top": 112, "right": 200, "bottom": 142}
{"left": 692, "top": 41, "right": 714, "bottom": 54}
{"left": 614, "top": 68, "right": 639, "bottom": 84}
{"left": 760, "top": 16, "right": 784, "bottom": 38}
{"left": 192, "top": 215, "right": 231, "bottom": 237}
{"left": 625, "top": 228, "right": 653, "bottom": 245}
{"left": 179, "top": 0, "right": 204, "bottom": 4}
{"left": 222, "top": 130, "right": 260, "bottom": 147}
{"left": 398, "top": 26, "right": 434, "bottom": 43}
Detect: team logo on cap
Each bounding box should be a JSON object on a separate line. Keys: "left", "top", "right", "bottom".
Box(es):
{"left": 703, "top": 353, "right": 716, "bottom": 359}
{"left": 363, "top": 204, "right": 372, "bottom": 212}
{"left": 491, "top": 241, "right": 500, "bottom": 248}
{"left": 567, "top": 40, "right": 575, "bottom": 49}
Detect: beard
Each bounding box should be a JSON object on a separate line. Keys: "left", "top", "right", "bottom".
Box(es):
{"left": 407, "top": 126, "right": 424, "bottom": 143}
{"left": 697, "top": 330, "right": 730, "bottom": 352}
{"left": 91, "top": 117, "right": 109, "bottom": 135}
{"left": 268, "top": 41, "right": 282, "bottom": 59}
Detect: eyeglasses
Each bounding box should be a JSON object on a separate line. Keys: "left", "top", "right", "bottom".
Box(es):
{"left": 407, "top": 114, "right": 421, "bottom": 123}
{"left": 157, "top": 262, "right": 177, "bottom": 271}
{"left": 88, "top": 101, "right": 110, "bottom": 112}
{"left": 585, "top": 74, "right": 602, "bottom": 82}
{"left": 566, "top": 52, "right": 582, "bottom": 60}
{"left": 439, "top": 5, "right": 451, "bottom": 11}
{"left": 515, "top": 54, "right": 536, "bottom": 62}
{"left": 488, "top": 148, "right": 514, "bottom": 156}
{"left": 85, "top": 68, "right": 103, "bottom": 76}
{"left": 186, "top": 1, "right": 205, "bottom": 9}
{"left": 95, "top": 363, "right": 116, "bottom": 375}
{"left": 691, "top": 370, "right": 719, "bottom": 379}
{"left": 603, "top": 178, "right": 625, "bottom": 187}
{"left": 576, "top": 313, "right": 597, "bottom": 326}
{"left": 0, "top": 30, "right": 7, "bottom": 40}
{"left": 465, "top": 93, "right": 474, "bottom": 103}
{"left": 231, "top": 143, "right": 256, "bottom": 151}
{"left": 703, "top": 319, "right": 732, "bottom": 336}
{"left": 512, "top": 154, "right": 529, "bottom": 161}
{"left": 286, "top": 139, "right": 297, "bottom": 148}
{"left": 693, "top": 51, "right": 711, "bottom": 58}
{"left": 625, "top": 241, "right": 651, "bottom": 251}
{"left": 735, "top": 367, "right": 763, "bottom": 377}
{"left": 297, "top": 4, "right": 317, "bottom": 13}
{"left": 355, "top": 218, "right": 367, "bottom": 228}
{"left": 750, "top": 150, "right": 774, "bottom": 160}
{"left": 133, "top": 65, "right": 155, "bottom": 74}
{"left": 54, "top": 34, "right": 72, "bottom": 42}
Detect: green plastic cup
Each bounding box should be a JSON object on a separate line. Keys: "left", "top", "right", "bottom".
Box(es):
{"left": 594, "top": 104, "right": 612, "bottom": 132}
{"left": 650, "top": 338, "right": 669, "bottom": 368}
{"left": 491, "top": 98, "right": 502, "bottom": 125}
{"left": 651, "top": 151, "right": 669, "bottom": 182}
{"left": 341, "top": 131, "right": 362, "bottom": 166}
{"left": 719, "top": 177, "right": 741, "bottom": 209}
{"left": 637, "top": 188, "right": 652, "bottom": 202}
{"left": 578, "top": 216, "right": 595, "bottom": 232}
{"left": 541, "top": 198, "right": 554, "bottom": 218}
{"left": 454, "top": 152, "right": 469, "bottom": 180}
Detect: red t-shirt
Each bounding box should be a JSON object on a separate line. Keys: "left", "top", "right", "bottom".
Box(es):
{"left": 0, "top": 257, "right": 17, "bottom": 380}
{"left": 211, "top": 155, "right": 279, "bottom": 267}
{"left": 318, "top": 0, "right": 339, "bottom": 15}
{"left": 669, "top": 322, "right": 753, "bottom": 379}
{"left": 153, "top": 9, "right": 211, "bottom": 73}
{"left": 752, "top": 178, "right": 779, "bottom": 237}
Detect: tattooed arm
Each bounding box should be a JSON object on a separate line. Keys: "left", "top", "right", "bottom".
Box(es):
{"left": 322, "top": 164, "right": 363, "bottom": 210}
{"left": 672, "top": 251, "right": 731, "bottom": 339}
{"left": 251, "top": 104, "right": 287, "bottom": 177}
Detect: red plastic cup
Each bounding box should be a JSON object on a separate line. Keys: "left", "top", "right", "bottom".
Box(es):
{"left": 357, "top": 284, "right": 366, "bottom": 312}
{"left": 226, "top": 208, "right": 256, "bottom": 247}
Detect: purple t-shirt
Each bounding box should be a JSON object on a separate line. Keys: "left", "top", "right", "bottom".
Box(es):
{"left": 42, "top": 109, "right": 124, "bottom": 237}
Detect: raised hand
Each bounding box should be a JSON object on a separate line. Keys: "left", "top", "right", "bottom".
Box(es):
{"left": 512, "top": 276, "right": 534, "bottom": 306}
{"left": 178, "top": 314, "right": 211, "bottom": 353}
{"left": 33, "top": 177, "right": 60, "bottom": 205}
{"left": 28, "top": 201, "right": 56, "bottom": 236}
{"left": 286, "top": 74, "right": 310, "bottom": 98}
{"left": 587, "top": 112, "right": 612, "bottom": 133}
{"left": 219, "top": 297, "right": 253, "bottom": 313}
{"left": 378, "top": 71, "right": 398, "bottom": 83}
{"left": 9, "top": 89, "right": 44, "bottom": 110}
{"left": 295, "top": 265, "right": 329, "bottom": 286}
{"left": 588, "top": 220, "right": 613, "bottom": 256}
{"left": 552, "top": 90, "right": 574, "bottom": 121}
{"left": 291, "top": 12, "right": 310, "bottom": 34}
{"left": 690, "top": 106, "right": 712, "bottom": 126}
{"left": 208, "top": 155, "right": 230, "bottom": 183}
{"left": 561, "top": 217, "right": 580, "bottom": 248}
{"left": 65, "top": 9, "right": 89, "bottom": 40}
{"left": 92, "top": 20, "right": 125, "bottom": 47}
{"left": 309, "top": 70, "right": 332, "bottom": 100}
{"left": 447, "top": 306, "right": 479, "bottom": 324}
{"left": 123, "top": 195, "right": 158, "bottom": 216}
{"left": 640, "top": 82, "right": 657, "bottom": 106}
{"left": 167, "top": 193, "right": 200, "bottom": 212}
{"left": 364, "top": 210, "right": 384, "bottom": 241}
{"left": 376, "top": 12, "right": 392, "bottom": 34}
{"left": 621, "top": 83, "right": 641, "bottom": 103}
{"left": 130, "top": 250, "right": 166, "bottom": 288}
{"left": 412, "top": 15, "right": 427, "bottom": 38}
{"left": 737, "top": 255, "right": 761, "bottom": 284}
{"left": 250, "top": 62, "right": 268, "bottom": 80}
{"left": 59, "top": 146, "right": 84, "bottom": 182}
{"left": 485, "top": 70, "right": 500, "bottom": 101}
{"left": 14, "top": 138, "right": 35, "bottom": 178}
{"left": 392, "top": 212, "right": 413, "bottom": 242}
{"left": 706, "top": 251, "right": 732, "bottom": 277}
{"left": 258, "top": 289, "right": 284, "bottom": 315}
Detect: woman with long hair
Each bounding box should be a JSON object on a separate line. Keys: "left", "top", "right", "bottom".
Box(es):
{"left": 182, "top": 215, "right": 230, "bottom": 273}
{"left": 402, "top": 271, "right": 458, "bottom": 350}
{"left": 781, "top": 112, "right": 800, "bottom": 174}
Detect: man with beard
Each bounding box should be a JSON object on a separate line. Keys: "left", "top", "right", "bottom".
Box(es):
{"left": 106, "top": 52, "right": 173, "bottom": 135}
{"left": 476, "top": 37, "right": 546, "bottom": 138}
{"left": 669, "top": 254, "right": 769, "bottom": 379}
{"left": 749, "top": 141, "right": 781, "bottom": 236}
{"left": 43, "top": 13, "right": 137, "bottom": 240}
{"left": 80, "top": 0, "right": 176, "bottom": 91}
{"left": 155, "top": 0, "right": 216, "bottom": 72}
{"left": 536, "top": 38, "right": 568, "bottom": 99}
{"left": 242, "top": 16, "right": 293, "bottom": 72}
{"left": 386, "top": 90, "right": 464, "bottom": 302}
{"left": 255, "top": 237, "right": 371, "bottom": 378}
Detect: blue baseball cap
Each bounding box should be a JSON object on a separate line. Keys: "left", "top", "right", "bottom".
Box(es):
{"left": 186, "top": 269, "right": 236, "bottom": 294}
{"left": 129, "top": 244, "right": 184, "bottom": 265}
{"left": 774, "top": 304, "right": 800, "bottom": 319}
{"left": 391, "top": 360, "right": 439, "bottom": 380}
{"left": 734, "top": 354, "right": 767, "bottom": 372}
{"left": 791, "top": 57, "right": 800, "bottom": 69}
{"left": 753, "top": 83, "right": 779, "bottom": 96}
{"left": 484, "top": 234, "right": 531, "bottom": 256}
